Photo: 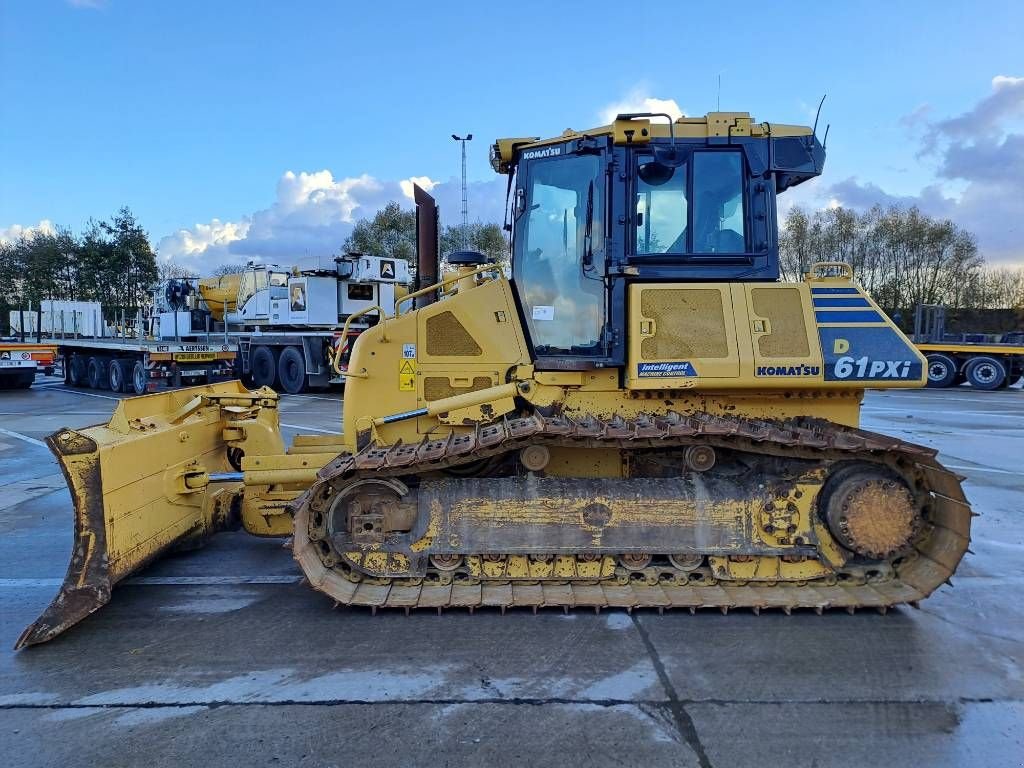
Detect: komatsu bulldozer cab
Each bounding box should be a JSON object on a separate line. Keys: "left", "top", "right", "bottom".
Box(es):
{"left": 502, "top": 112, "right": 825, "bottom": 370}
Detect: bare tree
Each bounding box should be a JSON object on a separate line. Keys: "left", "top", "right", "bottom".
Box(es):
{"left": 779, "top": 204, "right": 1018, "bottom": 313}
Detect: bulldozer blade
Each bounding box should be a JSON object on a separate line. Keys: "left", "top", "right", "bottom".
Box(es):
{"left": 16, "top": 382, "right": 253, "bottom": 649}
{"left": 15, "top": 429, "right": 111, "bottom": 649}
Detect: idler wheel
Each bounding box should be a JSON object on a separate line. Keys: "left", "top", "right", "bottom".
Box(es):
{"left": 619, "top": 553, "right": 652, "bottom": 571}
{"left": 430, "top": 554, "right": 463, "bottom": 571}
{"left": 520, "top": 444, "right": 551, "bottom": 472}
{"left": 821, "top": 465, "right": 920, "bottom": 559}
{"left": 668, "top": 554, "right": 704, "bottom": 571}
{"left": 684, "top": 445, "right": 716, "bottom": 472}
{"left": 327, "top": 478, "right": 411, "bottom": 546}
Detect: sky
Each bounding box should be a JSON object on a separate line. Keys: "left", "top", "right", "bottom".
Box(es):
{"left": 1, "top": 0, "right": 1022, "bottom": 268}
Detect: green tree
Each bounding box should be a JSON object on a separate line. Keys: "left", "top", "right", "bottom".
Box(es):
{"left": 341, "top": 202, "right": 417, "bottom": 263}
{"left": 440, "top": 222, "right": 509, "bottom": 269}
{"left": 1, "top": 208, "right": 158, "bottom": 330}
{"left": 779, "top": 203, "right": 991, "bottom": 314}
{"left": 100, "top": 206, "right": 159, "bottom": 314}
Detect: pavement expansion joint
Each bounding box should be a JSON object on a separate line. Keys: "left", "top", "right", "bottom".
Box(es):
{"left": 0, "top": 695, "right": 1014, "bottom": 710}
{"left": 632, "top": 613, "right": 715, "bottom": 768}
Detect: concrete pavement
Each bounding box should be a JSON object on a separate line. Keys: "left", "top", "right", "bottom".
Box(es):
{"left": 0, "top": 382, "right": 1021, "bottom": 767}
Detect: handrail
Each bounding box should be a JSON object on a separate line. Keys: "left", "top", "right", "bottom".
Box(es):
{"left": 394, "top": 264, "right": 498, "bottom": 316}
{"left": 330, "top": 305, "right": 385, "bottom": 376}
{"left": 333, "top": 264, "right": 500, "bottom": 377}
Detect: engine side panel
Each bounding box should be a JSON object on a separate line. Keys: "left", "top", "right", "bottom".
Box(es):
{"left": 626, "top": 279, "right": 926, "bottom": 390}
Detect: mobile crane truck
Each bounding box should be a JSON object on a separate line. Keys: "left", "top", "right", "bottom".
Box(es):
{"left": 160, "top": 253, "right": 410, "bottom": 393}
{"left": 47, "top": 254, "right": 410, "bottom": 395}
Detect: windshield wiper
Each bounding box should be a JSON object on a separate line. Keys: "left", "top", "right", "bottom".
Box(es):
{"left": 583, "top": 180, "right": 594, "bottom": 268}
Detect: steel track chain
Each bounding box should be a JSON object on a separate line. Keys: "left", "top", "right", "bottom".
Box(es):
{"left": 291, "top": 410, "right": 973, "bottom": 614}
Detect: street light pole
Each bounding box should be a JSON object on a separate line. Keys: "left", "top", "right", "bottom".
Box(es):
{"left": 451, "top": 133, "right": 472, "bottom": 250}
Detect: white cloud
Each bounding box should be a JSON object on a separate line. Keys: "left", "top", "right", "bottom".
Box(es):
{"left": 925, "top": 74, "right": 1024, "bottom": 149}
{"left": 599, "top": 88, "right": 685, "bottom": 124}
{"left": 158, "top": 218, "right": 250, "bottom": 263}
{"left": 0, "top": 219, "right": 56, "bottom": 244}
{"left": 399, "top": 176, "right": 437, "bottom": 200}
{"left": 797, "top": 75, "right": 1024, "bottom": 266}
{"left": 156, "top": 170, "right": 508, "bottom": 269}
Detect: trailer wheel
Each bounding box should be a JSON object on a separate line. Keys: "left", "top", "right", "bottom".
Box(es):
{"left": 68, "top": 354, "right": 86, "bottom": 387}
{"left": 86, "top": 356, "right": 110, "bottom": 389}
{"left": 15, "top": 370, "right": 34, "bottom": 389}
{"left": 250, "top": 345, "right": 278, "bottom": 389}
{"left": 965, "top": 356, "right": 1007, "bottom": 390}
{"left": 277, "top": 346, "right": 306, "bottom": 394}
{"left": 108, "top": 358, "right": 130, "bottom": 393}
{"left": 131, "top": 359, "right": 148, "bottom": 395}
{"left": 925, "top": 353, "right": 959, "bottom": 388}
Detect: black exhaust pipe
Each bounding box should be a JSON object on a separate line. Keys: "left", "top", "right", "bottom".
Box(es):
{"left": 413, "top": 184, "right": 440, "bottom": 309}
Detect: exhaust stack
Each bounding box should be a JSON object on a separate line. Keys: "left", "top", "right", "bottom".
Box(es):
{"left": 413, "top": 184, "right": 440, "bottom": 309}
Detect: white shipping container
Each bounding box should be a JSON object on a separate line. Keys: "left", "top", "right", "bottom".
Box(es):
{"left": 9, "top": 300, "right": 110, "bottom": 337}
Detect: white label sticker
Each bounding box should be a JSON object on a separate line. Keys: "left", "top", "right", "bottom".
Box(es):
{"left": 532, "top": 305, "right": 554, "bottom": 321}
{"left": 402, "top": 343, "right": 416, "bottom": 359}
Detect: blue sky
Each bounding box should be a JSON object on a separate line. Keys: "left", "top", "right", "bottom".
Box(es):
{"left": 1, "top": 0, "right": 1022, "bottom": 266}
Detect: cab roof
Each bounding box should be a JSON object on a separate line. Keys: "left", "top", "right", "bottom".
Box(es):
{"left": 490, "top": 112, "right": 814, "bottom": 174}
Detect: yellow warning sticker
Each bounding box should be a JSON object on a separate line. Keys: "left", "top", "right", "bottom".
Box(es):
{"left": 398, "top": 358, "right": 416, "bottom": 391}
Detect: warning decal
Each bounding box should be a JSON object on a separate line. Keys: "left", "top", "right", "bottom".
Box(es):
{"left": 399, "top": 358, "right": 416, "bottom": 391}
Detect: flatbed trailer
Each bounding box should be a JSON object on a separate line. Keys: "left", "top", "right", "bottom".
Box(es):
{"left": 57, "top": 338, "right": 237, "bottom": 394}
{"left": 918, "top": 342, "right": 1024, "bottom": 390}
{"left": 913, "top": 304, "right": 1024, "bottom": 390}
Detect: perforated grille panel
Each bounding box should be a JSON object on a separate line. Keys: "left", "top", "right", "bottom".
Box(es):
{"left": 640, "top": 289, "right": 729, "bottom": 360}
{"left": 423, "top": 376, "right": 493, "bottom": 402}
{"left": 425, "top": 311, "right": 483, "bottom": 357}
{"left": 751, "top": 288, "right": 810, "bottom": 358}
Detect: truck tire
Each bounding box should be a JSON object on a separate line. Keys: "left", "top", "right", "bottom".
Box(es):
{"left": 15, "top": 370, "right": 34, "bottom": 389}
{"left": 68, "top": 354, "right": 86, "bottom": 387}
{"left": 277, "top": 346, "right": 306, "bottom": 394}
{"left": 108, "top": 358, "right": 130, "bottom": 393}
{"left": 925, "top": 353, "right": 959, "bottom": 388}
{"left": 251, "top": 345, "right": 278, "bottom": 390}
{"left": 965, "top": 356, "right": 1007, "bottom": 391}
{"left": 86, "top": 356, "right": 110, "bottom": 390}
{"left": 131, "top": 359, "right": 148, "bottom": 395}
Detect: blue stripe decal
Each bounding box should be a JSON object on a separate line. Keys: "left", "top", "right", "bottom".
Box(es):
{"left": 810, "top": 287, "right": 861, "bottom": 295}
{"left": 812, "top": 297, "right": 872, "bottom": 308}
{"left": 816, "top": 310, "right": 885, "bottom": 324}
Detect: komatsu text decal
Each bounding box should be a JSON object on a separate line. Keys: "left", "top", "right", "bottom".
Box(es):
{"left": 756, "top": 364, "right": 820, "bottom": 377}
{"left": 522, "top": 146, "right": 562, "bottom": 160}
{"left": 637, "top": 361, "right": 697, "bottom": 377}
{"left": 817, "top": 327, "right": 922, "bottom": 382}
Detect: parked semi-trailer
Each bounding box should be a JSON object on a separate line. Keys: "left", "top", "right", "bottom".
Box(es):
{"left": 914, "top": 304, "right": 1024, "bottom": 390}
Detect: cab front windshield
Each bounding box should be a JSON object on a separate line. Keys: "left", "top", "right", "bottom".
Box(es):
{"left": 515, "top": 154, "right": 604, "bottom": 356}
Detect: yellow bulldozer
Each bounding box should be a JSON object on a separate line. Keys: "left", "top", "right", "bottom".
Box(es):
{"left": 17, "top": 110, "right": 972, "bottom": 648}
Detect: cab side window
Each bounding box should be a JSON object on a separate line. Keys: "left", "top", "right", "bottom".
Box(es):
{"left": 635, "top": 160, "right": 688, "bottom": 254}
{"left": 692, "top": 152, "right": 747, "bottom": 254}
